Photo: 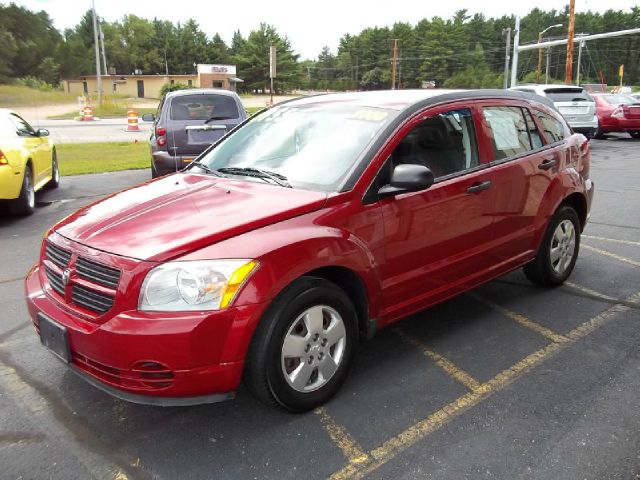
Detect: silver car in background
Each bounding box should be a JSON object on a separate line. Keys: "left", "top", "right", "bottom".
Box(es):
{"left": 510, "top": 84, "right": 598, "bottom": 138}
{"left": 142, "top": 89, "right": 247, "bottom": 178}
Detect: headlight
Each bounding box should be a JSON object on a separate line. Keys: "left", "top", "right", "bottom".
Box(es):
{"left": 139, "top": 259, "right": 258, "bottom": 312}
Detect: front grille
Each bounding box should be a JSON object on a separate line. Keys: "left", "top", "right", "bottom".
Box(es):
{"left": 76, "top": 257, "right": 121, "bottom": 289}
{"left": 71, "top": 285, "right": 114, "bottom": 314}
{"left": 44, "top": 265, "right": 65, "bottom": 297}
{"left": 45, "top": 242, "right": 71, "bottom": 269}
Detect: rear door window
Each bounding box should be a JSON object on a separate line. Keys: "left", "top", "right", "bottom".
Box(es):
{"left": 482, "top": 107, "right": 533, "bottom": 160}
{"left": 534, "top": 110, "right": 566, "bottom": 144}
{"left": 170, "top": 94, "right": 240, "bottom": 121}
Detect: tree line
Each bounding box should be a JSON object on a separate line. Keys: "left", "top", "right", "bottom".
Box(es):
{"left": 0, "top": 2, "right": 638, "bottom": 92}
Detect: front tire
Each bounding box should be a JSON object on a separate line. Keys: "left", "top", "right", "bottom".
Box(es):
{"left": 629, "top": 131, "right": 640, "bottom": 139}
{"left": 524, "top": 205, "right": 581, "bottom": 286}
{"left": 9, "top": 165, "right": 35, "bottom": 216}
{"left": 244, "top": 277, "right": 358, "bottom": 412}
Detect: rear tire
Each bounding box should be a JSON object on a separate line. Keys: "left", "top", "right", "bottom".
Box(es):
{"left": 10, "top": 165, "right": 35, "bottom": 216}
{"left": 629, "top": 131, "right": 640, "bottom": 139}
{"left": 524, "top": 205, "right": 581, "bottom": 286}
{"left": 243, "top": 277, "right": 358, "bottom": 412}
{"left": 45, "top": 149, "right": 60, "bottom": 189}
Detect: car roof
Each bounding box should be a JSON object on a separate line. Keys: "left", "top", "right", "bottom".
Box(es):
{"left": 165, "top": 88, "right": 240, "bottom": 99}
{"left": 284, "top": 89, "right": 554, "bottom": 113}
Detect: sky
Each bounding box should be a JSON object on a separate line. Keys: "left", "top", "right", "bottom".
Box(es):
{"left": 12, "top": 0, "right": 639, "bottom": 60}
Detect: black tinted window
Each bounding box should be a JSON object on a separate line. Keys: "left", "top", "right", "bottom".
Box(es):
{"left": 534, "top": 110, "right": 566, "bottom": 143}
{"left": 482, "top": 107, "right": 532, "bottom": 160}
{"left": 544, "top": 88, "right": 592, "bottom": 102}
{"left": 170, "top": 94, "right": 239, "bottom": 120}
{"left": 8, "top": 114, "right": 34, "bottom": 136}
{"left": 391, "top": 108, "right": 478, "bottom": 179}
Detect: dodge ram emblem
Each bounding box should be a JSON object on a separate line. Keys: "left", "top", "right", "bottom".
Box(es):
{"left": 62, "top": 269, "right": 71, "bottom": 286}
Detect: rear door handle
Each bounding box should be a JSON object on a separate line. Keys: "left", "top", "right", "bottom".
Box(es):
{"left": 466, "top": 181, "right": 492, "bottom": 194}
{"left": 538, "top": 158, "right": 557, "bottom": 170}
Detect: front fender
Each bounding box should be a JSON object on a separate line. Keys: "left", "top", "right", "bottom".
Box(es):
{"left": 179, "top": 211, "right": 383, "bottom": 362}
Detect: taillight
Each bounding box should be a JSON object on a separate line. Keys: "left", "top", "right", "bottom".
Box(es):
{"left": 156, "top": 126, "right": 166, "bottom": 147}
{"left": 611, "top": 107, "right": 625, "bottom": 119}
{"left": 0, "top": 150, "right": 7, "bottom": 165}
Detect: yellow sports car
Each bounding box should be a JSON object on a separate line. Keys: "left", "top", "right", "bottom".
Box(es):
{"left": 0, "top": 108, "right": 58, "bottom": 215}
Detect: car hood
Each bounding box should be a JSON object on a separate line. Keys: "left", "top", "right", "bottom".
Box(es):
{"left": 54, "top": 173, "right": 327, "bottom": 261}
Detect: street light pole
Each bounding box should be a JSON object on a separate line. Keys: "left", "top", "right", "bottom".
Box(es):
{"left": 537, "top": 24, "right": 563, "bottom": 83}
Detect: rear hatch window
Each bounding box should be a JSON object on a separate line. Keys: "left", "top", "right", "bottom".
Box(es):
{"left": 544, "top": 88, "right": 593, "bottom": 103}
{"left": 170, "top": 94, "right": 240, "bottom": 120}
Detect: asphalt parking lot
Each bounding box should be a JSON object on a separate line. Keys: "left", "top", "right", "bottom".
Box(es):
{"left": 1, "top": 136, "right": 639, "bottom": 480}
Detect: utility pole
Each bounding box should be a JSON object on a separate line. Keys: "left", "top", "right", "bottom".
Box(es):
{"left": 565, "top": 0, "right": 576, "bottom": 84}
{"left": 502, "top": 27, "right": 511, "bottom": 89}
{"left": 269, "top": 45, "right": 276, "bottom": 105}
{"left": 164, "top": 47, "right": 169, "bottom": 76}
{"left": 537, "top": 31, "right": 544, "bottom": 83}
{"left": 545, "top": 48, "right": 551, "bottom": 83}
{"left": 510, "top": 16, "right": 520, "bottom": 87}
{"left": 391, "top": 39, "right": 398, "bottom": 89}
{"left": 91, "top": 0, "right": 102, "bottom": 105}
{"left": 576, "top": 39, "right": 584, "bottom": 85}
{"left": 99, "top": 23, "right": 107, "bottom": 75}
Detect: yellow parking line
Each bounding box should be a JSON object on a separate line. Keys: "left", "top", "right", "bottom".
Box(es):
{"left": 393, "top": 327, "right": 482, "bottom": 392}
{"left": 582, "top": 235, "right": 640, "bottom": 247}
{"left": 564, "top": 281, "right": 618, "bottom": 302}
{"left": 315, "top": 407, "right": 369, "bottom": 464}
{"left": 582, "top": 244, "right": 640, "bottom": 268}
{"left": 329, "top": 292, "right": 638, "bottom": 480}
{"left": 471, "top": 295, "right": 568, "bottom": 343}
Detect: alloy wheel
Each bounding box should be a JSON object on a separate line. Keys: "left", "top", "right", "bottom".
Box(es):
{"left": 550, "top": 219, "right": 576, "bottom": 275}
{"left": 280, "top": 305, "right": 346, "bottom": 393}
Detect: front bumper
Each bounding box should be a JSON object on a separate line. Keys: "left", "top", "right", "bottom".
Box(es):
{"left": 26, "top": 265, "right": 267, "bottom": 405}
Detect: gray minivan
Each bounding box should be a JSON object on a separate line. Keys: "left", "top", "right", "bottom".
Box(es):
{"left": 142, "top": 89, "right": 247, "bottom": 177}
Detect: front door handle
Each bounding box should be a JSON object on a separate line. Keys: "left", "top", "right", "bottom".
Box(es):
{"left": 466, "top": 181, "right": 492, "bottom": 194}
{"left": 538, "top": 158, "right": 557, "bottom": 170}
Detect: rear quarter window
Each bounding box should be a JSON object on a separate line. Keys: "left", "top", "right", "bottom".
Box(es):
{"left": 170, "top": 94, "right": 240, "bottom": 121}
{"left": 534, "top": 110, "right": 566, "bottom": 144}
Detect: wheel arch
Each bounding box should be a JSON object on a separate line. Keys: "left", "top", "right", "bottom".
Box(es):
{"left": 302, "top": 265, "right": 374, "bottom": 342}
{"left": 560, "top": 192, "right": 588, "bottom": 232}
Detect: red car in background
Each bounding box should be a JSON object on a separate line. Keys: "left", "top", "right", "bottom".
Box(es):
{"left": 592, "top": 93, "right": 640, "bottom": 139}
{"left": 26, "top": 89, "right": 593, "bottom": 412}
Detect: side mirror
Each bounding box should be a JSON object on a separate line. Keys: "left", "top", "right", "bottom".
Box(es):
{"left": 36, "top": 128, "right": 49, "bottom": 137}
{"left": 141, "top": 113, "right": 155, "bottom": 122}
{"left": 378, "top": 164, "right": 434, "bottom": 197}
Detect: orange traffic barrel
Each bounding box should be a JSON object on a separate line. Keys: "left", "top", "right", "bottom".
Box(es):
{"left": 126, "top": 110, "right": 140, "bottom": 131}
{"left": 81, "top": 105, "right": 94, "bottom": 121}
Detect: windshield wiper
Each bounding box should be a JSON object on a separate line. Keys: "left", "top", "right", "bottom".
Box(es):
{"left": 216, "top": 167, "right": 292, "bottom": 188}
{"left": 190, "top": 161, "right": 220, "bottom": 176}
{"left": 204, "top": 115, "right": 233, "bottom": 124}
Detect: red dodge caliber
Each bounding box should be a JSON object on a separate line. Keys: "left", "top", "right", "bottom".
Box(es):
{"left": 26, "top": 90, "right": 594, "bottom": 411}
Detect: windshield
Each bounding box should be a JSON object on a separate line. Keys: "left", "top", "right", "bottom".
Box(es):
{"left": 544, "top": 88, "right": 593, "bottom": 103}
{"left": 601, "top": 94, "right": 639, "bottom": 105}
{"left": 192, "top": 102, "right": 397, "bottom": 191}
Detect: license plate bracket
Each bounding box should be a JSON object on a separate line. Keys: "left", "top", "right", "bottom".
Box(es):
{"left": 38, "top": 314, "right": 71, "bottom": 363}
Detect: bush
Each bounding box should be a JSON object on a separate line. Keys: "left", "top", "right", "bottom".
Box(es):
{"left": 15, "top": 76, "right": 58, "bottom": 91}
{"left": 159, "top": 82, "right": 192, "bottom": 97}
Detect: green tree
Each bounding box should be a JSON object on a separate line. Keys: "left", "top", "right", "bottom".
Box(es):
{"left": 234, "top": 23, "right": 301, "bottom": 93}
